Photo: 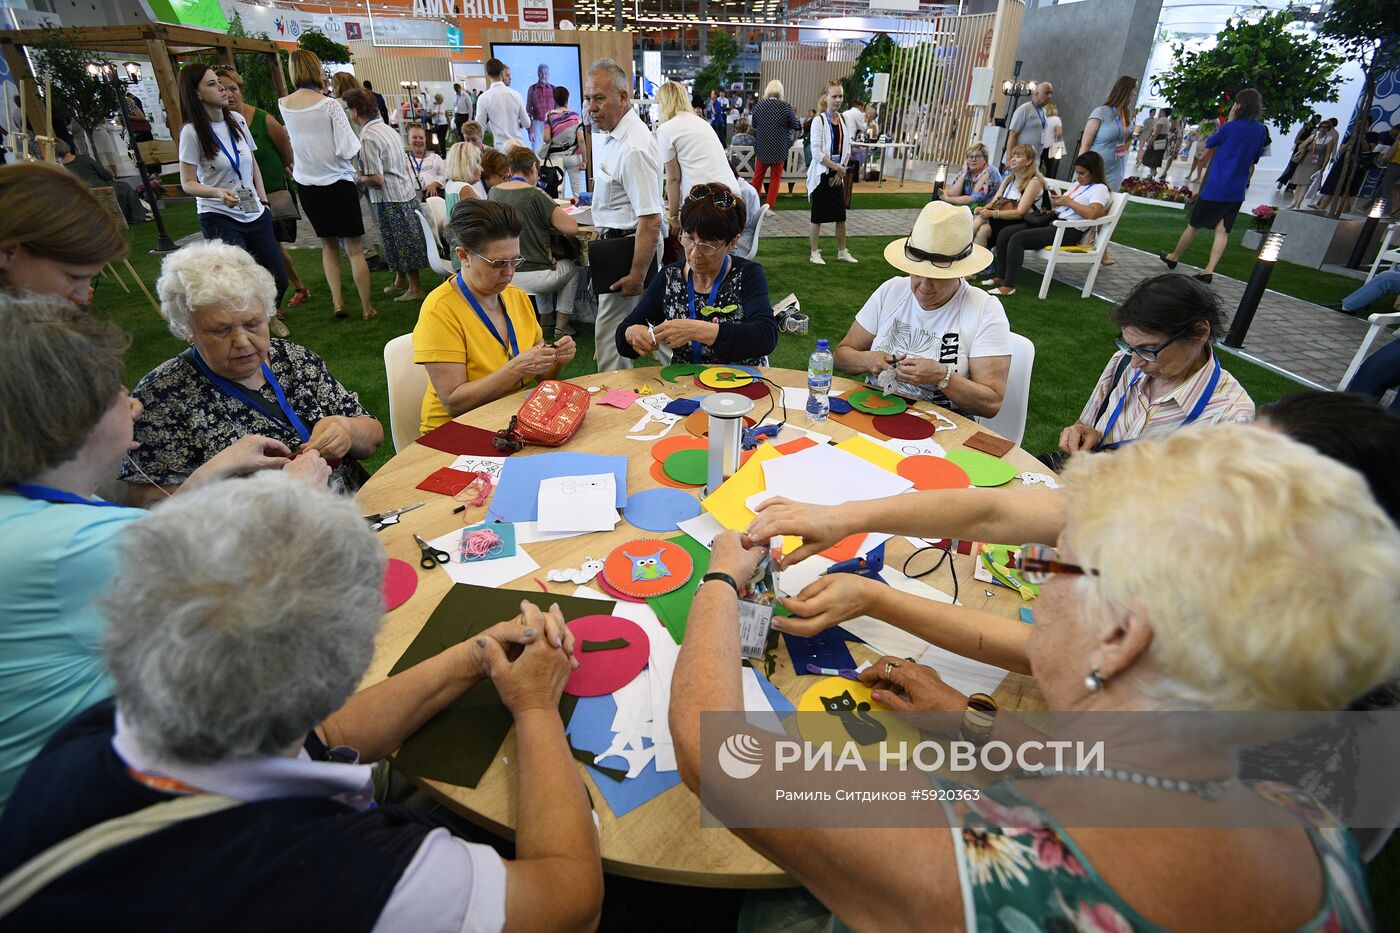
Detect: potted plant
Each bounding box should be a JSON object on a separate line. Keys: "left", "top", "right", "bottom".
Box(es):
{"left": 1243, "top": 205, "right": 1276, "bottom": 249}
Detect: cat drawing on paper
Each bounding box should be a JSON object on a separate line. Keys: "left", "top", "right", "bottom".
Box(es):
{"left": 626, "top": 549, "right": 672, "bottom": 582}
{"left": 821, "top": 690, "right": 887, "bottom": 745}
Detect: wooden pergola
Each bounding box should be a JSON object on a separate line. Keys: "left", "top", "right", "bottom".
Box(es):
{"left": 0, "top": 23, "right": 289, "bottom": 156}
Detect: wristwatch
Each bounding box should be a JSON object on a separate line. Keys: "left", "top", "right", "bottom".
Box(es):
{"left": 936, "top": 366, "right": 954, "bottom": 390}
{"left": 701, "top": 572, "right": 739, "bottom": 595}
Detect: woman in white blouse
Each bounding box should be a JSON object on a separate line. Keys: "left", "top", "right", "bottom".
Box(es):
{"left": 278, "top": 50, "right": 376, "bottom": 321}
{"left": 808, "top": 80, "right": 856, "bottom": 266}
{"left": 655, "top": 81, "right": 740, "bottom": 235}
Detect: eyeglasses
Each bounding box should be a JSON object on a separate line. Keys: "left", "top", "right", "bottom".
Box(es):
{"left": 686, "top": 183, "right": 736, "bottom": 211}
{"left": 680, "top": 232, "right": 728, "bottom": 256}
{"left": 469, "top": 250, "right": 525, "bottom": 271}
{"left": 1015, "top": 543, "right": 1100, "bottom": 585}
{"left": 1112, "top": 328, "right": 1187, "bottom": 363}
{"left": 904, "top": 239, "right": 973, "bottom": 267}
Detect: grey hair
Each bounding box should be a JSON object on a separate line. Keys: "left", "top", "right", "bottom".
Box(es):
{"left": 102, "top": 472, "right": 386, "bottom": 762}
{"left": 586, "top": 58, "right": 629, "bottom": 96}
{"left": 155, "top": 240, "right": 277, "bottom": 341}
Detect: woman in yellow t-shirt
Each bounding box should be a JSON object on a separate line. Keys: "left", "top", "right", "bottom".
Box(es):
{"left": 413, "top": 200, "right": 577, "bottom": 434}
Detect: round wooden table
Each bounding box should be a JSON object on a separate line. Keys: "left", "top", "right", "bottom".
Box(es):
{"left": 357, "top": 367, "right": 1047, "bottom": 887}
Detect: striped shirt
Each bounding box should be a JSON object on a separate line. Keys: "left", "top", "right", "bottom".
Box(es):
{"left": 1077, "top": 349, "right": 1254, "bottom": 445}
{"left": 357, "top": 119, "right": 418, "bottom": 204}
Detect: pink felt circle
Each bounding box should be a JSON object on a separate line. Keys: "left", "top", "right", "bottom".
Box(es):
{"left": 382, "top": 559, "right": 418, "bottom": 611}
{"left": 873, "top": 412, "right": 937, "bottom": 440}
{"left": 564, "top": 615, "right": 651, "bottom": 697}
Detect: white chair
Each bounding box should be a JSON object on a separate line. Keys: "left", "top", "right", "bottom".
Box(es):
{"left": 1337, "top": 310, "right": 1400, "bottom": 390}
{"left": 729, "top": 144, "right": 756, "bottom": 176}
{"left": 741, "top": 204, "right": 770, "bottom": 260}
{"left": 1366, "top": 222, "right": 1400, "bottom": 282}
{"left": 383, "top": 333, "right": 428, "bottom": 453}
{"left": 416, "top": 207, "right": 456, "bottom": 278}
{"left": 977, "top": 332, "right": 1035, "bottom": 447}
{"left": 1035, "top": 187, "right": 1130, "bottom": 300}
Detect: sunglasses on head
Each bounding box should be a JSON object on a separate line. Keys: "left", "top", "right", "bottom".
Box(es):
{"left": 686, "top": 183, "right": 736, "bottom": 211}
{"left": 904, "top": 240, "right": 974, "bottom": 267}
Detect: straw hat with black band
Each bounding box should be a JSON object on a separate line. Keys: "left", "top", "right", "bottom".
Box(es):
{"left": 883, "top": 201, "right": 993, "bottom": 280}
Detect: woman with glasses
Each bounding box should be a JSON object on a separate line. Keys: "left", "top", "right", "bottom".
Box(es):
{"left": 937, "top": 143, "right": 1001, "bottom": 209}
{"left": 412, "top": 200, "right": 576, "bottom": 435}
{"left": 1059, "top": 273, "right": 1252, "bottom": 455}
{"left": 833, "top": 201, "right": 1012, "bottom": 418}
{"left": 617, "top": 183, "right": 777, "bottom": 367}
{"left": 985, "top": 151, "right": 1110, "bottom": 297}
{"left": 673, "top": 424, "right": 1396, "bottom": 931}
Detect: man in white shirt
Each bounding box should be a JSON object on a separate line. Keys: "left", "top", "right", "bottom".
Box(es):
{"left": 585, "top": 57, "right": 663, "bottom": 372}
{"left": 835, "top": 201, "right": 1012, "bottom": 417}
{"left": 842, "top": 93, "right": 868, "bottom": 207}
{"left": 406, "top": 126, "right": 447, "bottom": 198}
{"left": 452, "top": 82, "right": 473, "bottom": 142}
{"left": 476, "top": 58, "right": 529, "bottom": 152}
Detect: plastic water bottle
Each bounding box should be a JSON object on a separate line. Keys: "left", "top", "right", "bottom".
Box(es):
{"left": 806, "top": 338, "right": 833, "bottom": 423}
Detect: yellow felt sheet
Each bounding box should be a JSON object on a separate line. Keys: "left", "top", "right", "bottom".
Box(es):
{"left": 834, "top": 435, "right": 905, "bottom": 475}
{"left": 700, "top": 442, "right": 782, "bottom": 532}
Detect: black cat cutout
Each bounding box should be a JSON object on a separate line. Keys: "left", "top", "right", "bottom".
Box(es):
{"left": 821, "top": 690, "right": 888, "bottom": 746}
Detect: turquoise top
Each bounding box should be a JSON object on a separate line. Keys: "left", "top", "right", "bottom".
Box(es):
{"left": 0, "top": 493, "right": 143, "bottom": 813}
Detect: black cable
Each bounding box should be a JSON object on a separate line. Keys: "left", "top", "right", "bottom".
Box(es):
{"left": 901, "top": 544, "right": 959, "bottom": 605}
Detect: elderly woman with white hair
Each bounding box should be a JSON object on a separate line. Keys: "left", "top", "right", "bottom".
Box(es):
{"left": 0, "top": 473, "right": 603, "bottom": 929}
{"left": 119, "top": 241, "right": 382, "bottom": 504}
{"left": 673, "top": 423, "right": 1398, "bottom": 931}
{"left": 749, "top": 79, "right": 801, "bottom": 208}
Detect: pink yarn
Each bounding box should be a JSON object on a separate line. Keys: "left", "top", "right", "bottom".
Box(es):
{"left": 458, "top": 528, "right": 502, "bottom": 562}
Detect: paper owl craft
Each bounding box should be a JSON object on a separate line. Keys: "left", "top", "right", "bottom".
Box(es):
{"left": 625, "top": 549, "right": 672, "bottom": 582}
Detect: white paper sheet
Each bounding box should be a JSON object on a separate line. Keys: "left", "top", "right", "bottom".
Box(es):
{"left": 536, "top": 473, "right": 620, "bottom": 533}
{"left": 880, "top": 437, "right": 946, "bottom": 459}
{"left": 916, "top": 643, "right": 1008, "bottom": 697}
{"left": 426, "top": 527, "right": 540, "bottom": 589}
{"left": 760, "top": 444, "right": 913, "bottom": 508}
{"left": 676, "top": 512, "right": 726, "bottom": 548}
{"left": 780, "top": 387, "right": 810, "bottom": 409}
{"left": 514, "top": 521, "right": 589, "bottom": 544}
{"left": 447, "top": 455, "right": 507, "bottom": 480}
{"left": 759, "top": 418, "right": 832, "bottom": 447}
{"left": 741, "top": 665, "right": 786, "bottom": 735}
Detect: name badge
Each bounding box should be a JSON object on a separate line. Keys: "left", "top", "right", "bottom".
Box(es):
{"left": 236, "top": 186, "right": 258, "bottom": 213}
{"left": 1114, "top": 143, "right": 1127, "bottom": 158}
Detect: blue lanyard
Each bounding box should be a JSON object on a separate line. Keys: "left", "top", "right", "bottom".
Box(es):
{"left": 212, "top": 122, "right": 242, "bottom": 183}
{"left": 1098, "top": 356, "right": 1222, "bottom": 449}
{"left": 411, "top": 154, "right": 426, "bottom": 175}
{"left": 187, "top": 347, "right": 311, "bottom": 443}
{"left": 7, "top": 483, "right": 125, "bottom": 508}
{"left": 826, "top": 114, "right": 841, "bottom": 156}
{"left": 510, "top": 175, "right": 528, "bottom": 182}
{"left": 685, "top": 256, "right": 729, "bottom": 364}
{"left": 1033, "top": 104, "right": 1046, "bottom": 130}
{"left": 294, "top": 83, "right": 321, "bottom": 91}
{"left": 455, "top": 272, "right": 519, "bottom": 360}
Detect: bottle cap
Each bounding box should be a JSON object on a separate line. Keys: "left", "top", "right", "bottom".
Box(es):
{"left": 815, "top": 338, "right": 830, "bottom": 351}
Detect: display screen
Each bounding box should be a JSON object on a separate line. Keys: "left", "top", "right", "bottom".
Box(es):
{"left": 488, "top": 43, "right": 584, "bottom": 143}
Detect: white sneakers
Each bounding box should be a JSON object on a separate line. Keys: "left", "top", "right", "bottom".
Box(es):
{"left": 809, "top": 251, "right": 825, "bottom": 265}
{"left": 836, "top": 250, "right": 858, "bottom": 263}
{"left": 812, "top": 250, "right": 858, "bottom": 264}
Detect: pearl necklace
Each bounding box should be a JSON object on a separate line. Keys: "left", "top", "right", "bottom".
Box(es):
{"left": 1028, "top": 767, "right": 1236, "bottom": 801}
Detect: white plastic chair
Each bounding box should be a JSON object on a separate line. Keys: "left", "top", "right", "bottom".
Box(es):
{"left": 977, "top": 332, "right": 1035, "bottom": 446}
{"left": 416, "top": 207, "right": 456, "bottom": 278}
{"left": 742, "top": 204, "right": 770, "bottom": 260}
{"left": 1366, "top": 222, "right": 1400, "bottom": 282}
{"left": 383, "top": 333, "right": 428, "bottom": 453}
{"left": 1035, "top": 185, "right": 1129, "bottom": 300}
{"left": 729, "top": 144, "right": 756, "bottom": 176}
{"left": 1338, "top": 310, "right": 1400, "bottom": 390}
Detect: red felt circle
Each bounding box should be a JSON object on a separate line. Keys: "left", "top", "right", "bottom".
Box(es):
{"left": 896, "top": 455, "right": 971, "bottom": 491}
{"left": 602, "top": 539, "right": 694, "bottom": 598}
{"left": 564, "top": 615, "right": 651, "bottom": 697}
{"left": 692, "top": 377, "right": 772, "bottom": 401}
{"left": 651, "top": 435, "right": 707, "bottom": 463}
{"left": 382, "top": 558, "right": 418, "bottom": 611}
{"left": 596, "top": 572, "right": 647, "bottom": 602}
{"left": 650, "top": 459, "right": 701, "bottom": 489}
{"left": 873, "top": 412, "right": 938, "bottom": 440}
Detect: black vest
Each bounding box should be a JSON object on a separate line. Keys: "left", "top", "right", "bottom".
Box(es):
{"left": 0, "top": 700, "right": 453, "bottom": 932}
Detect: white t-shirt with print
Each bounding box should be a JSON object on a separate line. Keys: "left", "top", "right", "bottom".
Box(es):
{"left": 178, "top": 111, "right": 265, "bottom": 221}
{"left": 854, "top": 277, "right": 1012, "bottom": 408}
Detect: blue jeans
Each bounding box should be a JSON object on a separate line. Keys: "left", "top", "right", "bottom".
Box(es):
{"left": 1347, "top": 340, "right": 1400, "bottom": 412}
{"left": 198, "top": 209, "right": 289, "bottom": 308}
{"left": 1342, "top": 270, "right": 1400, "bottom": 313}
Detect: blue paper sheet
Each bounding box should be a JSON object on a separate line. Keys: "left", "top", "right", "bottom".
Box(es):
{"left": 486, "top": 452, "right": 629, "bottom": 523}
{"left": 624, "top": 488, "right": 702, "bottom": 533}
{"left": 783, "top": 628, "right": 857, "bottom": 673}
{"left": 662, "top": 398, "right": 700, "bottom": 416}
{"left": 565, "top": 692, "right": 681, "bottom": 818}
{"left": 1019, "top": 607, "right": 1035, "bottom": 624}
{"left": 752, "top": 667, "right": 796, "bottom": 714}
{"left": 828, "top": 397, "right": 854, "bottom": 414}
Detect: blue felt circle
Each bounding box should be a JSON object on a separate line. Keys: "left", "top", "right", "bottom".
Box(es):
{"left": 625, "top": 487, "right": 703, "bottom": 533}
{"left": 732, "top": 365, "right": 763, "bottom": 378}
{"left": 828, "top": 397, "right": 854, "bottom": 414}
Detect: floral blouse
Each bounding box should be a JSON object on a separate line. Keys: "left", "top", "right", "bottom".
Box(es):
{"left": 933, "top": 779, "right": 1372, "bottom": 933}
{"left": 949, "top": 165, "right": 1002, "bottom": 206}
{"left": 615, "top": 255, "right": 779, "bottom": 366}
{"left": 119, "top": 339, "right": 372, "bottom": 488}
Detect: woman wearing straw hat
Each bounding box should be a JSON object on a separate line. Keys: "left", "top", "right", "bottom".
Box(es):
{"left": 833, "top": 201, "right": 1012, "bottom": 418}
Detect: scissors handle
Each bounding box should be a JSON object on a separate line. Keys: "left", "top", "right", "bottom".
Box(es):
{"left": 414, "top": 535, "right": 450, "bottom": 570}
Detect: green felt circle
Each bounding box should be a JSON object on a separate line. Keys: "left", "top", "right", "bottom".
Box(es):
{"left": 663, "top": 448, "right": 710, "bottom": 485}
{"left": 660, "top": 363, "right": 705, "bottom": 383}
{"left": 945, "top": 449, "right": 1018, "bottom": 487}
{"left": 848, "top": 389, "right": 909, "bottom": 415}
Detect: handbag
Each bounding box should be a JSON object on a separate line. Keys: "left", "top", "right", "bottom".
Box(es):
{"left": 987, "top": 196, "right": 1017, "bottom": 212}
{"left": 495, "top": 379, "right": 589, "bottom": 448}
{"left": 1022, "top": 189, "right": 1056, "bottom": 228}
{"left": 267, "top": 187, "right": 300, "bottom": 221}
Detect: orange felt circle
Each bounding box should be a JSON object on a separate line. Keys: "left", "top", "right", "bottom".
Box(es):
{"left": 651, "top": 435, "right": 707, "bottom": 462}
{"left": 650, "top": 460, "right": 702, "bottom": 488}
{"left": 897, "top": 455, "right": 971, "bottom": 491}
{"left": 602, "top": 539, "right": 694, "bottom": 598}
{"left": 684, "top": 410, "right": 757, "bottom": 437}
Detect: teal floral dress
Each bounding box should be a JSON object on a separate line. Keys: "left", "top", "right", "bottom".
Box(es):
{"left": 936, "top": 779, "right": 1373, "bottom": 933}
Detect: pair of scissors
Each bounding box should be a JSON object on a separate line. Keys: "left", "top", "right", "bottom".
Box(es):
{"left": 413, "top": 534, "right": 450, "bottom": 570}
{"left": 365, "top": 502, "right": 424, "bottom": 532}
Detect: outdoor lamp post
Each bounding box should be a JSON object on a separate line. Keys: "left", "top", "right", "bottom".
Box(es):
{"left": 930, "top": 163, "right": 946, "bottom": 202}
{"left": 1224, "top": 232, "right": 1285, "bottom": 348}
{"left": 1001, "top": 60, "right": 1032, "bottom": 116}
{"left": 86, "top": 61, "right": 177, "bottom": 254}
{"left": 1346, "top": 198, "right": 1389, "bottom": 270}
